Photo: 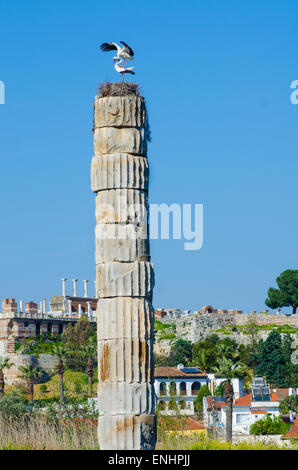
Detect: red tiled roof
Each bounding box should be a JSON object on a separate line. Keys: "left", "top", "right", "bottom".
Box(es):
{"left": 282, "top": 418, "right": 298, "bottom": 439}
{"left": 233, "top": 391, "right": 280, "bottom": 407}
{"left": 159, "top": 416, "right": 206, "bottom": 431}
{"left": 234, "top": 394, "right": 251, "bottom": 406}
{"left": 186, "top": 417, "right": 206, "bottom": 430}
{"left": 154, "top": 367, "right": 207, "bottom": 378}
{"left": 206, "top": 396, "right": 226, "bottom": 410}
{"left": 275, "top": 388, "right": 290, "bottom": 401}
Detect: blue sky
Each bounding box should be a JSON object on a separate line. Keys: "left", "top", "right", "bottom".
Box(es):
{"left": 0, "top": 0, "right": 297, "bottom": 313}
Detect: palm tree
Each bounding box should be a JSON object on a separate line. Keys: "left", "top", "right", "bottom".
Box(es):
{"left": 83, "top": 340, "right": 97, "bottom": 397}
{"left": 52, "top": 344, "right": 67, "bottom": 401}
{"left": 0, "top": 356, "right": 14, "bottom": 397}
{"left": 18, "top": 364, "right": 43, "bottom": 404}
{"left": 213, "top": 357, "right": 241, "bottom": 442}
{"left": 195, "top": 350, "right": 209, "bottom": 372}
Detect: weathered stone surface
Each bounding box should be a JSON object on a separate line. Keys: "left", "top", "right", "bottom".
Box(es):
{"left": 96, "top": 261, "right": 154, "bottom": 298}
{"left": 95, "top": 223, "right": 150, "bottom": 263}
{"left": 98, "top": 382, "right": 155, "bottom": 415}
{"left": 93, "top": 91, "right": 156, "bottom": 450}
{"left": 98, "top": 414, "right": 157, "bottom": 450}
{"left": 91, "top": 154, "right": 149, "bottom": 192}
{"left": 3, "top": 354, "right": 58, "bottom": 386}
{"left": 94, "top": 127, "right": 147, "bottom": 156}
{"left": 98, "top": 338, "right": 154, "bottom": 383}
{"left": 97, "top": 298, "right": 154, "bottom": 340}
{"left": 94, "top": 96, "right": 146, "bottom": 129}
{"left": 95, "top": 189, "right": 148, "bottom": 224}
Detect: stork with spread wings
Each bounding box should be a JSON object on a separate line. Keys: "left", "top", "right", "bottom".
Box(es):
{"left": 100, "top": 41, "right": 135, "bottom": 82}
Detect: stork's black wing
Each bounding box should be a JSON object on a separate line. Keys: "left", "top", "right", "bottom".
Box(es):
{"left": 120, "top": 41, "right": 134, "bottom": 57}
{"left": 100, "top": 42, "right": 118, "bottom": 52}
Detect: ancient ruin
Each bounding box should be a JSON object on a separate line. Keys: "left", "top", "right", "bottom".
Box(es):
{"left": 92, "top": 86, "right": 156, "bottom": 450}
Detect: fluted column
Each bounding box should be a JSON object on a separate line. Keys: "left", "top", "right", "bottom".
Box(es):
{"left": 92, "top": 93, "right": 156, "bottom": 450}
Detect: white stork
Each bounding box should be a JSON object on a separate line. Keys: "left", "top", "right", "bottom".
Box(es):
{"left": 113, "top": 58, "right": 135, "bottom": 82}
{"left": 100, "top": 41, "right": 134, "bottom": 68}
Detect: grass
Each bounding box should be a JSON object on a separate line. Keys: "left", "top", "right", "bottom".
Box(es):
{"left": 34, "top": 369, "right": 98, "bottom": 399}
{"left": 211, "top": 323, "right": 298, "bottom": 336}
{"left": 155, "top": 321, "right": 177, "bottom": 342}
{"left": 0, "top": 416, "right": 98, "bottom": 450}
{"left": 189, "top": 437, "right": 294, "bottom": 450}
{"left": 155, "top": 321, "right": 172, "bottom": 331}
{"left": 0, "top": 413, "right": 295, "bottom": 450}
{"left": 157, "top": 433, "right": 296, "bottom": 450}
{"left": 5, "top": 369, "right": 98, "bottom": 400}
{"left": 157, "top": 431, "right": 296, "bottom": 450}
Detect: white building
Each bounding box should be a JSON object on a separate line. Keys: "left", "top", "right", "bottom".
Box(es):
{"left": 154, "top": 365, "right": 243, "bottom": 415}
{"left": 203, "top": 379, "right": 295, "bottom": 435}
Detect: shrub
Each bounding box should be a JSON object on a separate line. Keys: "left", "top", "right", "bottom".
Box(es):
{"left": 250, "top": 414, "right": 291, "bottom": 435}
{"left": 0, "top": 391, "right": 27, "bottom": 420}
{"left": 194, "top": 385, "right": 211, "bottom": 413}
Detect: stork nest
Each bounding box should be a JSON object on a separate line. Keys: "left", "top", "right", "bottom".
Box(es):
{"left": 98, "top": 82, "right": 141, "bottom": 97}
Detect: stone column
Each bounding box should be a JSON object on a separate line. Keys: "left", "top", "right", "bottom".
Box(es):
{"left": 83, "top": 280, "right": 89, "bottom": 298}
{"left": 72, "top": 279, "right": 78, "bottom": 297}
{"left": 92, "top": 93, "right": 156, "bottom": 450}
{"left": 61, "top": 278, "right": 67, "bottom": 297}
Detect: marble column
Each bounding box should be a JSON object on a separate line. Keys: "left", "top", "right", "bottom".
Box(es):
{"left": 92, "top": 93, "right": 156, "bottom": 450}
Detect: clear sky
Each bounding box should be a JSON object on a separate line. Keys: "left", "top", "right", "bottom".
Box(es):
{"left": 0, "top": 0, "right": 297, "bottom": 313}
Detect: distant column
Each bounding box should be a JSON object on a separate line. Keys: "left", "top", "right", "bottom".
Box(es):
{"left": 61, "top": 278, "right": 67, "bottom": 297}
{"left": 72, "top": 279, "right": 78, "bottom": 297}
{"left": 83, "top": 280, "right": 89, "bottom": 298}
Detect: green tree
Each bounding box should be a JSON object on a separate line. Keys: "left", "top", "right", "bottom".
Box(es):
{"left": 215, "top": 340, "right": 239, "bottom": 362}
{"left": 0, "top": 390, "right": 27, "bottom": 420}
{"left": 279, "top": 395, "right": 298, "bottom": 415}
{"left": 194, "top": 350, "right": 209, "bottom": 372}
{"left": 52, "top": 344, "right": 67, "bottom": 401}
{"left": 62, "top": 315, "right": 96, "bottom": 371}
{"left": 154, "top": 353, "right": 169, "bottom": 367}
{"left": 168, "top": 339, "right": 193, "bottom": 367}
{"left": 255, "top": 331, "right": 285, "bottom": 387}
{"left": 18, "top": 364, "right": 43, "bottom": 404}
{"left": 265, "top": 270, "right": 298, "bottom": 314}
{"left": 194, "top": 384, "right": 211, "bottom": 414}
{"left": 193, "top": 336, "right": 240, "bottom": 373}
{"left": 214, "top": 381, "right": 227, "bottom": 397}
{"left": 0, "top": 356, "right": 14, "bottom": 397}
{"left": 250, "top": 414, "right": 290, "bottom": 435}
{"left": 281, "top": 334, "right": 298, "bottom": 387}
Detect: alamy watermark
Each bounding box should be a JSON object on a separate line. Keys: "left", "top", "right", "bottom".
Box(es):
{"left": 95, "top": 199, "right": 203, "bottom": 251}
{"left": 290, "top": 80, "right": 298, "bottom": 104}
{"left": 0, "top": 81, "right": 5, "bottom": 104}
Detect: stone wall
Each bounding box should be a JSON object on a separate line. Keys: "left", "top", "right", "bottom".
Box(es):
{"left": 235, "top": 313, "right": 298, "bottom": 327}
{"left": 3, "top": 354, "right": 58, "bottom": 386}
{"left": 154, "top": 313, "right": 298, "bottom": 351}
